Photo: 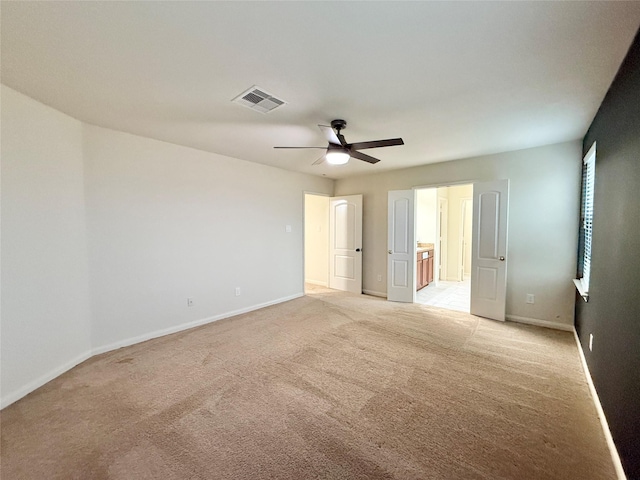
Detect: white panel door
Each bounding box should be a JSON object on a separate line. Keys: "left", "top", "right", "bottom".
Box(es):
{"left": 329, "top": 195, "right": 363, "bottom": 294}
{"left": 387, "top": 190, "right": 415, "bottom": 302}
{"left": 470, "top": 180, "right": 509, "bottom": 321}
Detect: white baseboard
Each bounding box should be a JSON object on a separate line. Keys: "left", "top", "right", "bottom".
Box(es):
{"left": 505, "top": 314, "right": 574, "bottom": 332}
{"left": 363, "top": 289, "right": 387, "bottom": 298}
{"left": 92, "top": 292, "right": 304, "bottom": 356}
{"left": 304, "top": 279, "right": 328, "bottom": 287}
{"left": 1, "top": 293, "right": 303, "bottom": 410}
{"left": 573, "top": 330, "right": 627, "bottom": 480}
{"left": 1, "top": 350, "right": 93, "bottom": 409}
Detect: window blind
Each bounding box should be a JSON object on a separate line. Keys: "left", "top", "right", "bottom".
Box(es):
{"left": 581, "top": 143, "right": 596, "bottom": 293}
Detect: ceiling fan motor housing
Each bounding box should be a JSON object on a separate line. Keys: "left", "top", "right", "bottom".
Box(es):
{"left": 331, "top": 119, "right": 347, "bottom": 132}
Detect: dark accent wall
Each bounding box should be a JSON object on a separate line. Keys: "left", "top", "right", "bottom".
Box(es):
{"left": 577, "top": 28, "right": 640, "bottom": 478}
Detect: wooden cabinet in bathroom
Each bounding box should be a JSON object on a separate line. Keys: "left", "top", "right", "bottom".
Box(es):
{"left": 417, "top": 248, "right": 434, "bottom": 290}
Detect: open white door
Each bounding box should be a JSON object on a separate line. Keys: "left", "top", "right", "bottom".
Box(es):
{"left": 329, "top": 195, "right": 363, "bottom": 294}
{"left": 470, "top": 179, "right": 509, "bottom": 321}
{"left": 387, "top": 190, "right": 415, "bottom": 302}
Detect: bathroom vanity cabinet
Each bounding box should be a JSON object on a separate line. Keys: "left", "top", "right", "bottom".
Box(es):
{"left": 417, "top": 248, "right": 434, "bottom": 290}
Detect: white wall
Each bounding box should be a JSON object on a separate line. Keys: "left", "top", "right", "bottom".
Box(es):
{"left": 462, "top": 198, "right": 472, "bottom": 276}
{"left": 335, "top": 141, "right": 582, "bottom": 328}
{"left": 84, "top": 125, "right": 334, "bottom": 352}
{"left": 416, "top": 188, "right": 437, "bottom": 244}
{"left": 443, "top": 184, "right": 473, "bottom": 280}
{"left": 1, "top": 85, "right": 334, "bottom": 406}
{"left": 437, "top": 187, "right": 449, "bottom": 281}
{"left": 304, "top": 194, "right": 329, "bottom": 286}
{"left": 1, "top": 86, "right": 92, "bottom": 405}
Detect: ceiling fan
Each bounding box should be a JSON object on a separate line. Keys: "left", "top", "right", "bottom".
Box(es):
{"left": 274, "top": 119, "right": 404, "bottom": 165}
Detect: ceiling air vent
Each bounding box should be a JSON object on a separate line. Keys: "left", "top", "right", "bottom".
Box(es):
{"left": 232, "top": 86, "right": 286, "bottom": 114}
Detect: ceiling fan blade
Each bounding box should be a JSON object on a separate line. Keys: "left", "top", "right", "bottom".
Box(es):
{"left": 274, "top": 146, "right": 326, "bottom": 149}
{"left": 350, "top": 150, "right": 381, "bottom": 164}
{"left": 349, "top": 138, "right": 404, "bottom": 150}
{"left": 318, "top": 125, "right": 343, "bottom": 145}
{"left": 311, "top": 155, "right": 326, "bottom": 166}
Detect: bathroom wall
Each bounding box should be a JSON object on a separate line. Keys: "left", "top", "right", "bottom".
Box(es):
{"left": 304, "top": 194, "right": 330, "bottom": 286}
{"left": 416, "top": 188, "right": 437, "bottom": 245}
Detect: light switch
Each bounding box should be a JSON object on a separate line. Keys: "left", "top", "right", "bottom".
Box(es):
{"left": 285, "top": 225, "right": 292, "bottom": 233}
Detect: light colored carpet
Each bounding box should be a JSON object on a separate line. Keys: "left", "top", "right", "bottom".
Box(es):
{"left": 1, "top": 285, "right": 615, "bottom": 479}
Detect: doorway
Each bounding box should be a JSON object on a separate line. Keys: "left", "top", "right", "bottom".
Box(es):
{"left": 415, "top": 184, "right": 473, "bottom": 313}
{"left": 303, "top": 193, "right": 330, "bottom": 292}
{"left": 388, "top": 180, "right": 509, "bottom": 321}
{"left": 303, "top": 193, "right": 363, "bottom": 295}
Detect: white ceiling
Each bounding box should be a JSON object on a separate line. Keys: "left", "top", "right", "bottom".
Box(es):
{"left": 2, "top": 2, "right": 639, "bottom": 179}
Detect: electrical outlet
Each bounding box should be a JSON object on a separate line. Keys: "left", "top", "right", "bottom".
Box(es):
{"left": 589, "top": 333, "right": 593, "bottom": 352}
{"left": 235, "top": 287, "right": 241, "bottom": 296}
{"left": 377, "top": 274, "right": 382, "bottom": 282}
{"left": 526, "top": 294, "right": 535, "bottom": 304}
{"left": 187, "top": 297, "right": 194, "bottom": 307}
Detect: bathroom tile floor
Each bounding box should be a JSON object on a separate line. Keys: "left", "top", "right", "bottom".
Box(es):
{"left": 416, "top": 276, "right": 470, "bottom": 313}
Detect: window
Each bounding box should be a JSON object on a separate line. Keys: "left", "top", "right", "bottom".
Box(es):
{"left": 576, "top": 142, "right": 596, "bottom": 299}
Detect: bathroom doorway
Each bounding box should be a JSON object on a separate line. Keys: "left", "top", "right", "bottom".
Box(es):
{"left": 415, "top": 184, "right": 472, "bottom": 312}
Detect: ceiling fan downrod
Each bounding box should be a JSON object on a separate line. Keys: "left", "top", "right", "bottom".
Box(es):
{"left": 330, "top": 119, "right": 347, "bottom": 134}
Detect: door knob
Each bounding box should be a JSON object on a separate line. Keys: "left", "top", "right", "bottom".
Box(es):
{"left": 499, "top": 256, "right": 505, "bottom": 261}
{"left": 388, "top": 250, "right": 392, "bottom": 254}
{"left": 356, "top": 248, "right": 361, "bottom": 252}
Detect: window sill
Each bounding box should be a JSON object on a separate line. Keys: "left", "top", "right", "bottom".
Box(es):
{"left": 573, "top": 279, "right": 589, "bottom": 302}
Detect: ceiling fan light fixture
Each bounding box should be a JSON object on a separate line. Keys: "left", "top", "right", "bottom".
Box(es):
{"left": 326, "top": 150, "right": 350, "bottom": 165}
